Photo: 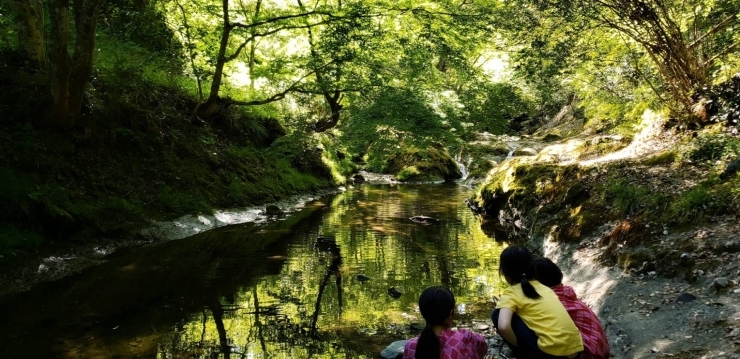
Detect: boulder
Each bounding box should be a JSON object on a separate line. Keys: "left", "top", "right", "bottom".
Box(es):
{"left": 714, "top": 240, "right": 740, "bottom": 254}
{"left": 512, "top": 147, "right": 539, "bottom": 157}
{"left": 265, "top": 205, "right": 284, "bottom": 216}
{"left": 381, "top": 340, "right": 407, "bottom": 359}
{"left": 352, "top": 174, "right": 366, "bottom": 183}
{"left": 676, "top": 293, "right": 697, "bottom": 303}
{"left": 409, "top": 215, "right": 440, "bottom": 224}
{"left": 387, "top": 287, "right": 403, "bottom": 299}
{"left": 719, "top": 159, "right": 740, "bottom": 181}
{"left": 542, "top": 134, "right": 561, "bottom": 142}
{"left": 563, "top": 183, "right": 590, "bottom": 207}
{"left": 713, "top": 277, "right": 730, "bottom": 289}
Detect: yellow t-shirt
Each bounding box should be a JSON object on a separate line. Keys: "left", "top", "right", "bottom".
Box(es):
{"left": 496, "top": 280, "right": 584, "bottom": 356}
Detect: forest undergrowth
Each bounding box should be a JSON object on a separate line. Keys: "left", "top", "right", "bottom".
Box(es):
{"left": 0, "top": 41, "right": 352, "bottom": 261}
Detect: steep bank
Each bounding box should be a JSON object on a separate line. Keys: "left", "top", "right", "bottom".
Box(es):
{"left": 0, "top": 61, "right": 354, "bottom": 294}
{"left": 469, "top": 117, "right": 740, "bottom": 357}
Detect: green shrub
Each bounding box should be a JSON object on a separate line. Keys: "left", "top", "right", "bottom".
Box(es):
{"left": 157, "top": 187, "right": 210, "bottom": 214}
{"left": 339, "top": 87, "right": 461, "bottom": 171}
{"left": 0, "top": 225, "right": 43, "bottom": 253}
{"left": 604, "top": 179, "right": 650, "bottom": 217}
{"left": 464, "top": 82, "right": 535, "bottom": 134}
{"left": 0, "top": 167, "right": 33, "bottom": 202}
{"left": 688, "top": 133, "right": 740, "bottom": 162}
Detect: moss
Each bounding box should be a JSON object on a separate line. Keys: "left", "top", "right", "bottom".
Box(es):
{"left": 396, "top": 166, "right": 422, "bottom": 181}
{"left": 617, "top": 247, "right": 654, "bottom": 270}
{"left": 467, "top": 157, "right": 495, "bottom": 179}
{"left": 0, "top": 225, "right": 43, "bottom": 252}
{"left": 386, "top": 145, "right": 462, "bottom": 181}
{"left": 574, "top": 138, "right": 627, "bottom": 160}
{"left": 642, "top": 150, "right": 678, "bottom": 166}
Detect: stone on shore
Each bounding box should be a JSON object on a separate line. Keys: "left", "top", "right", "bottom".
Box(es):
{"left": 381, "top": 340, "right": 407, "bottom": 359}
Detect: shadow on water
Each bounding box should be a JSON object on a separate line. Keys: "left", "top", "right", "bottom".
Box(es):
{"left": 0, "top": 183, "right": 505, "bottom": 358}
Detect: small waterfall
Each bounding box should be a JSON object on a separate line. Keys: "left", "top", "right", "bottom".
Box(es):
{"left": 454, "top": 153, "right": 470, "bottom": 181}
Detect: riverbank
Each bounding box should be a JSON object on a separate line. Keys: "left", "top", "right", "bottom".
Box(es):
{"left": 467, "top": 120, "right": 740, "bottom": 357}
{"left": 0, "top": 70, "right": 358, "bottom": 296}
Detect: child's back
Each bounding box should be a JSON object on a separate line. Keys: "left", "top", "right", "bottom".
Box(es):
{"left": 551, "top": 284, "right": 610, "bottom": 359}
{"left": 497, "top": 280, "right": 583, "bottom": 356}
{"left": 494, "top": 246, "right": 583, "bottom": 359}
{"left": 534, "top": 258, "right": 610, "bottom": 359}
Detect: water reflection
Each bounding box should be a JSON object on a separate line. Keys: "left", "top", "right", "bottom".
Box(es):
{"left": 159, "top": 184, "right": 505, "bottom": 358}
{"left": 0, "top": 184, "right": 504, "bottom": 358}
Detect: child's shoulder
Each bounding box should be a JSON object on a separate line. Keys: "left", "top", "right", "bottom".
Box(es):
{"left": 450, "top": 328, "right": 486, "bottom": 342}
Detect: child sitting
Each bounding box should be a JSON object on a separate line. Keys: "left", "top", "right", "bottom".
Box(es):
{"left": 534, "top": 258, "right": 610, "bottom": 359}
{"left": 492, "top": 246, "right": 583, "bottom": 359}
{"left": 404, "top": 286, "right": 488, "bottom": 359}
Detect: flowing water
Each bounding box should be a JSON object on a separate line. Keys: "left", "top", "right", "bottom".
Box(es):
{"left": 0, "top": 183, "right": 505, "bottom": 358}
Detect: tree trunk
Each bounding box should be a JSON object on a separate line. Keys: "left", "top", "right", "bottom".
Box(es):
{"left": 315, "top": 90, "right": 343, "bottom": 132}
{"left": 47, "top": 0, "right": 103, "bottom": 129}
{"left": 7, "top": 0, "right": 46, "bottom": 66}
{"left": 195, "top": 0, "right": 232, "bottom": 120}
{"left": 248, "top": 0, "right": 263, "bottom": 90}
{"left": 68, "top": 0, "right": 104, "bottom": 124}
{"left": 48, "top": 0, "right": 73, "bottom": 128}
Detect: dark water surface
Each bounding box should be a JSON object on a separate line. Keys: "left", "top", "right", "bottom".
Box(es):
{"left": 0, "top": 183, "right": 505, "bottom": 358}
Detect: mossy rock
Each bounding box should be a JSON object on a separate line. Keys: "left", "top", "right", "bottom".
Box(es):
{"left": 562, "top": 183, "right": 590, "bottom": 207}
{"left": 541, "top": 134, "right": 561, "bottom": 142}
{"left": 467, "top": 157, "right": 495, "bottom": 179}
{"left": 642, "top": 150, "right": 678, "bottom": 166}
{"left": 389, "top": 145, "right": 462, "bottom": 182}
{"left": 618, "top": 247, "right": 654, "bottom": 271}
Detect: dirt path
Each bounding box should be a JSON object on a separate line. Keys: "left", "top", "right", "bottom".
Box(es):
{"left": 545, "top": 217, "right": 740, "bottom": 358}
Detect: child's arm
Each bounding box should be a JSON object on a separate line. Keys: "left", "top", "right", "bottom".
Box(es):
{"left": 497, "top": 308, "right": 518, "bottom": 347}
{"left": 470, "top": 331, "right": 488, "bottom": 357}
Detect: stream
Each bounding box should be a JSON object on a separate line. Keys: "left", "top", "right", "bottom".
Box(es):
{"left": 0, "top": 183, "right": 505, "bottom": 358}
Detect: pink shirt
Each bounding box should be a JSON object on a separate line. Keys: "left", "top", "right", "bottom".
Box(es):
{"left": 403, "top": 328, "right": 488, "bottom": 359}
{"left": 552, "top": 284, "right": 610, "bottom": 359}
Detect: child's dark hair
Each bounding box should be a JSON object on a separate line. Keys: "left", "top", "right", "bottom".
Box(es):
{"left": 534, "top": 258, "right": 564, "bottom": 288}
{"left": 415, "top": 286, "right": 455, "bottom": 359}
{"left": 500, "top": 245, "right": 541, "bottom": 299}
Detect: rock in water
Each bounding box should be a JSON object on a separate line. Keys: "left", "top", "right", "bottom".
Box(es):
{"left": 381, "top": 340, "right": 407, "bottom": 359}
{"left": 265, "top": 205, "right": 284, "bottom": 216}
{"left": 388, "top": 287, "right": 403, "bottom": 299}
{"left": 409, "top": 215, "right": 440, "bottom": 224}
{"left": 356, "top": 274, "right": 370, "bottom": 282}
{"left": 353, "top": 174, "right": 366, "bottom": 183}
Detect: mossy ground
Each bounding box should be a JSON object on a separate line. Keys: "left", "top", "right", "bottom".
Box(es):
{"left": 474, "top": 134, "right": 740, "bottom": 273}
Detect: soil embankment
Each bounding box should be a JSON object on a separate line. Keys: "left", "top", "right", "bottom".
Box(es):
{"left": 468, "top": 116, "right": 740, "bottom": 357}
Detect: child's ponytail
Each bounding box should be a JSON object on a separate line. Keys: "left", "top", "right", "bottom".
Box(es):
{"left": 520, "top": 273, "right": 541, "bottom": 299}
{"left": 500, "top": 246, "right": 541, "bottom": 299}
{"left": 415, "top": 324, "right": 441, "bottom": 359}
{"left": 415, "top": 286, "right": 456, "bottom": 359}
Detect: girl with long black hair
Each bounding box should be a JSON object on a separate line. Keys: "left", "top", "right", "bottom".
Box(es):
{"left": 492, "top": 246, "right": 583, "bottom": 359}
{"left": 403, "top": 286, "right": 488, "bottom": 359}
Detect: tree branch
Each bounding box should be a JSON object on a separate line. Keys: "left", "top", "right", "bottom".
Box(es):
{"left": 229, "top": 10, "right": 337, "bottom": 30}
{"left": 689, "top": 14, "right": 737, "bottom": 49}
